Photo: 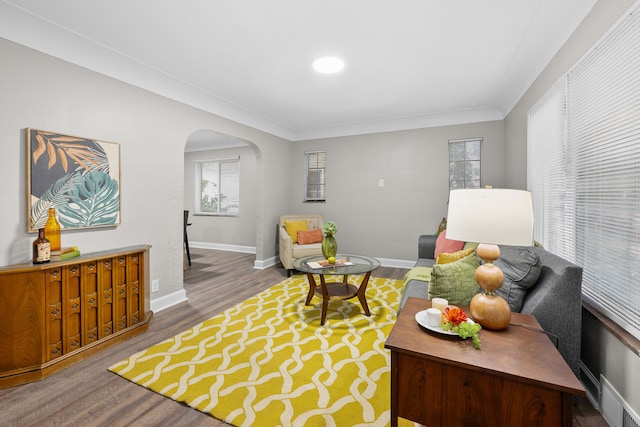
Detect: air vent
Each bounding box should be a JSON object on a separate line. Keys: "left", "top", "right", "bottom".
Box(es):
{"left": 623, "top": 408, "right": 640, "bottom": 427}
{"left": 601, "top": 375, "right": 640, "bottom": 427}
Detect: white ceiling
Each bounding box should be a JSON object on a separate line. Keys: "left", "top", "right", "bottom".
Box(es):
{"left": 1, "top": 0, "right": 597, "bottom": 142}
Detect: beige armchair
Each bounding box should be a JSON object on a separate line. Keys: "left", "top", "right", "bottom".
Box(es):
{"left": 279, "top": 214, "right": 324, "bottom": 276}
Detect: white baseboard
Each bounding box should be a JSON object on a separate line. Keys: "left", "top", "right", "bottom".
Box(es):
{"left": 150, "top": 289, "right": 188, "bottom": 313}
{"left": 190, "top": 241, "right": 256, "bottom": 254}
{"left": 188, "top": 243, "right": 415, "bottom": 270}
{"left": 156, "top": 250, "right": 414, "bottom": 314}
{"left": 580, "top": 360, "right": 601, "bottom": 410}
{"left": 376, "top": 257, "right": 415, "bottom": 269}
{"left": 254, "top": 256, "right": 279, "bottom": 269}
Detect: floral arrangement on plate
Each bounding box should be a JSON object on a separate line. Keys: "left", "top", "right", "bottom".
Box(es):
{"left": 441, "top": 306, "right": 482, "bottom": 349}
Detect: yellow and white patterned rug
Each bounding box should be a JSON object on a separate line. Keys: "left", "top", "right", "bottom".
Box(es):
{"left": 109, "top": 275, "right": 406, "bottom": 427}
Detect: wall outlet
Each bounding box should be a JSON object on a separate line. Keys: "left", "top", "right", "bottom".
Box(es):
{"left": 151, "top": 279, "right": 159, "bottom": 293}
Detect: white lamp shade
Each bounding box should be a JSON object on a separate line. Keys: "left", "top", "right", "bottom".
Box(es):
{"left": 445, "top": 189, "right": 534, "bottom": 246}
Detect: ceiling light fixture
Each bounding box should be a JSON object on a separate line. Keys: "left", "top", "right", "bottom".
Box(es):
{"left": 312, "top": 56, "right": 345, "bottom": 74}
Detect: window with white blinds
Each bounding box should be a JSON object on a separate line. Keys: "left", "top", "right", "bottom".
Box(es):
{"left": 527, "top": 80, "right": 577, "bottom": 261}
{"left": 305, "top": 151, "right": 326, "bottom": 201}
{"left": 194, "top": 157, "right": 240, "bottom": 216}
{"left": 528, "top": 5, "right": 640, "bottom": 340}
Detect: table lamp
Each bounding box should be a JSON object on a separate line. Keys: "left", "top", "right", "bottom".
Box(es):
{"left": 445, "top": 188, "right": 534, "bottom": 330}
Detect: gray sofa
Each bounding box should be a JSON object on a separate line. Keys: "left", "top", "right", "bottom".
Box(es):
{"left": 400, "top": 234, "right": 583, "bottom": 377}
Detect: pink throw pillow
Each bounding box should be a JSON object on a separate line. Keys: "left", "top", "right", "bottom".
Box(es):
{"left": 434, "top": 229, "right": 465, "bottom": 259}
{"left": 297, "top": 229, "right": 323, "bottom": 245}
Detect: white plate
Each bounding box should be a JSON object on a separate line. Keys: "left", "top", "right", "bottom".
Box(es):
{"left": 414, "top": 309, "right": 475, "bottom": 336}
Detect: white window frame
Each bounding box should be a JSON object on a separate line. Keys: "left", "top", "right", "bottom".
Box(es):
{"left": 449, "top": 138, "right": 482, "bottom": 190}
{"left": 304, "top": 151, "right": 326, "bottom": 202}
{"left": 194, "top": 157, "right": 240, "bottom": 216}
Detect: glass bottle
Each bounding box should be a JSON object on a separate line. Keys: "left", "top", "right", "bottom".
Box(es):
{"left": 44, "top": 207, "right": 61, "bottom": 252}
{"left": 32, "top": 228, "right": 51, "bottom": 264}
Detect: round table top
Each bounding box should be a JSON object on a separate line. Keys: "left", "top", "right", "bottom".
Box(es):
{"left": 293, "top": 253, "right": 381, "bottom": 276}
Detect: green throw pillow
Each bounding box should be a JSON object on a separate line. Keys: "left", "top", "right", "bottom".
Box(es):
{"left": 428, "top": 253, "right": 480, "bottom": 305}
{"left": 463, "top": 241, "right": 479, "bottom": 251}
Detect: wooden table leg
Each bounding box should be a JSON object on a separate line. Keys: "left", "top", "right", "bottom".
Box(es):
{"left": 389, "top": 353, "right": 398, "bottom": 427}
{"left": 357, "top": 271, "right": 372, "bottom": 316}
{"left": 304, "top": 273, "right": 316, "bottom": 305}
{"left": 319, "top": 275, "right": 330, "bottom": 325}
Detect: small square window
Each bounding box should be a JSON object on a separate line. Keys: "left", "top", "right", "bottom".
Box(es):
{"left": 194, "top": 157, "right": 240, "bottom": 216}
{"left": 449, "top": 138, "right": 482, "bottom": 190}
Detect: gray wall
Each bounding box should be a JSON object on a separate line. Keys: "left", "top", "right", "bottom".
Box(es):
{"left": 0, "top": 37, "right": 292, "bottom": 303}
{"left": 290, "top": 121, "right": 505, "bottom": 263}
{"left": 183, "top": 121, "right": 505, "bottom": 265}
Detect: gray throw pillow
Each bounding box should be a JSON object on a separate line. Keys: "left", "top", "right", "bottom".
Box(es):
{"left": 493, "top": 246, "right": 542, "bottom": 312}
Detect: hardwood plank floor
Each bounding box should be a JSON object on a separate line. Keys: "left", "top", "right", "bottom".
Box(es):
{"left": 0, "top": 248, "right": 607, "bottom": 426}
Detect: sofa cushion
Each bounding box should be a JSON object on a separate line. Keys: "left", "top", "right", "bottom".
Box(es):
{"left": 414, "top": 258, "right": 435, "bottom": 268}
{"left": 434, "top": 229, "right": 465, "bottom": 259}
{"left": 428, "top": 253, "right": 480, "bottom": 305}
{"left": 284, "top": 220, "right": 308, "bottom": 244}
{"left": 403, "top": 267, "right": 432, "bottom": 286}
{"left": 291, "top": 243, "right": 322, "bottom": 258}
{"left": 436, "top": 247, "right": 475, "bottom": 265}
{"left": 399, "top": 279, "right": 429, "bottom": 312}
{"left": 494, "top": 246, "right": 542, "bottom": 312}
{"left": 297, "top": 229, "right": 323, "bottom": 245}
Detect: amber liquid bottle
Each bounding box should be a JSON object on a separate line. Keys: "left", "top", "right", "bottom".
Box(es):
{"left": 44, "top": 207, "right": 61, "bottom": 252}
{"left": 33, "top": 228, "right": 51, "bottom": 264}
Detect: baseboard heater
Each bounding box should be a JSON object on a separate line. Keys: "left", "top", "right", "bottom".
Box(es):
{"left": 580, "top": 362, "right": 640, "bottom": 427}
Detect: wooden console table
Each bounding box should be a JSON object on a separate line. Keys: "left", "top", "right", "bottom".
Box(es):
{"left": 0, "top": 245, "right": 152, "bottom": 388}
{"left": 385, "top": 297, "right": 585, "bottom": 427}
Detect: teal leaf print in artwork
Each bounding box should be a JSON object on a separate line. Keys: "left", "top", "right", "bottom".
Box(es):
{"left": 30, "top": 172, "right": 85, "bottom": 230}
{"left": 58, "top": 171, "right": 120, "bottom": 228}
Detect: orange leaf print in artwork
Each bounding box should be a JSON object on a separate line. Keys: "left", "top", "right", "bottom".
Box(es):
{"left": 33, "top": 134, "right": 47, "bottom": 165}
{"left": 57, "top": 146, "right": 69, "bottom": 172}
{"left": 443, "top": 306, "right": 468, "bottom": 326}
{"left": 46, "top": 141, "right": 57, "bottom": 170}
{"left": 30, "top": 130, "right": 106, "bottom": 173}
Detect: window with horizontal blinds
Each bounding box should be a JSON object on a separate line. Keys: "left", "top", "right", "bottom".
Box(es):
{"left": 527, "top": 80, "right": 576, "bottom": 261}
{"left": 528, "top": 4, "right": 640, "bottom": 340}
{"left": 568, "top": 6, "right": 640, "bottom": 339}
{"left": 194, "top": 157, "right": 240, "bottom": 216}
{"left": 305, "top": 151, "right": 326, "bottom": 201}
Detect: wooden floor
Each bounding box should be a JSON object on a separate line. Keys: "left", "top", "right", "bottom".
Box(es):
{"left": 1, "top": 248, "right": 607, "bottom": 426}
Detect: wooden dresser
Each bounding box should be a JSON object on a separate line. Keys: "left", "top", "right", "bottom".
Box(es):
{"left": 0, "top": 245, "right": 152, "bottom": 388}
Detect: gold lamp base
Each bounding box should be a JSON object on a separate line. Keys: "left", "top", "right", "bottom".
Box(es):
{"left": 471, "top": 243, "right": 511, "bottom": 330}
{"left": 470, "top": 292, "right": 511, "bottom": 330}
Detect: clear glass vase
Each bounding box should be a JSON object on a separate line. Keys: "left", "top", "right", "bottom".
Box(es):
{"left": 322, "top": 234, "right": 337, "bottom": 259}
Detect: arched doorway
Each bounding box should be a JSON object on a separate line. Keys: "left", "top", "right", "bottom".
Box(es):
{"left": 183, "top": 130, "right": 261, "bottom": 265}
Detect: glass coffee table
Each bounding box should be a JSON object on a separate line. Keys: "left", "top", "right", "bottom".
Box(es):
{"left": 293, "top": 254, "right": 381, "bottom": 325}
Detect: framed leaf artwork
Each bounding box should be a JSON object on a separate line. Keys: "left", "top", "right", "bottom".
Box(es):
{"left": 26, "top": 129, "right": 121, "bottom": 232}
